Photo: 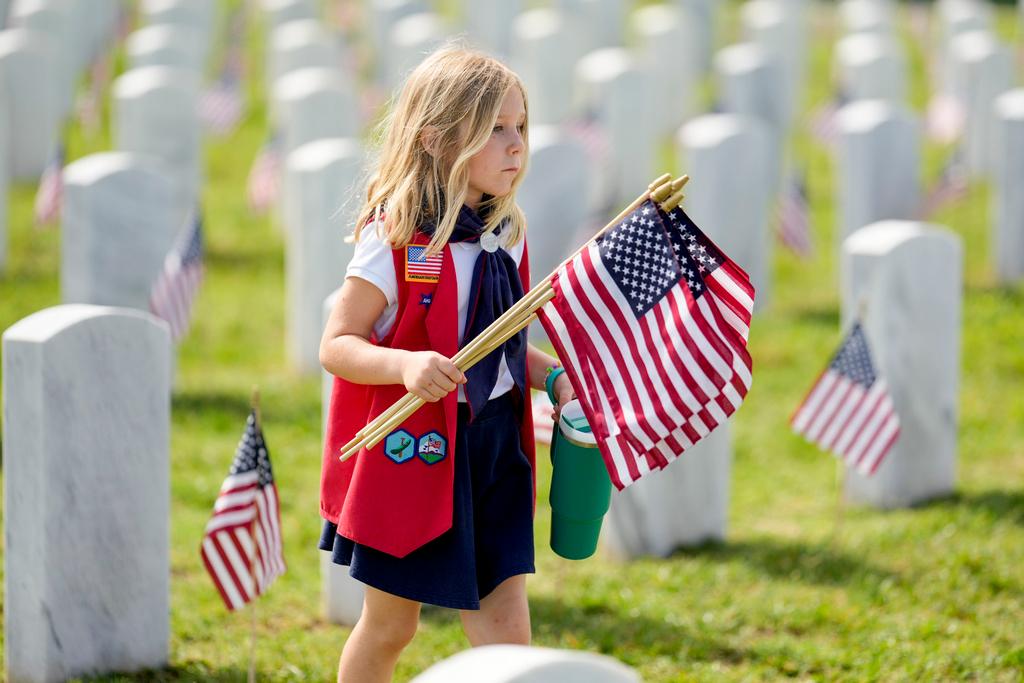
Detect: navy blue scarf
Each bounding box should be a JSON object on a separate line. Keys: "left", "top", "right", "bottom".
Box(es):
{"left": 421, "top": 203, "right": 527, "bottom": 421}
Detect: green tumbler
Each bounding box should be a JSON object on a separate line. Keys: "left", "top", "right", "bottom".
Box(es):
{"left": 549, "top": 399, "right": 612, "bottom": 560}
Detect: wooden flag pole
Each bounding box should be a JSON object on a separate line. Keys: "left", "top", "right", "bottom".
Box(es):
{"left": 833, "top": 460, "right": 846, "bottom": 547}
{"left": 339, "top": 173, "right": 689, "bottom": 461}
{"left": 248, "top": 386, "right": 260, "bottom": 683}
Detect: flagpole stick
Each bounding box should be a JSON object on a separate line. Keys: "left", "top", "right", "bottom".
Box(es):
{"left": 248, "top": 387, "right": 260, "bottom": 683}
{"left": 833, "top": 460, "right": 846, "bottom": 547}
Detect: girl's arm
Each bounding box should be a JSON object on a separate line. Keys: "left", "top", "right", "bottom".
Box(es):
{"left": 319, "top": 277, "right": 466, "bottom": 402}
{"left": 527, "top": 343, "right": 575, "bottom": 420}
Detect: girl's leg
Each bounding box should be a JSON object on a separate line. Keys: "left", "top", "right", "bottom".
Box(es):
{"left": 338, "top": 586, "right": 421, "bottom": 683}
{"left": 459, "top": 574, "right": 531, "bottom": 647}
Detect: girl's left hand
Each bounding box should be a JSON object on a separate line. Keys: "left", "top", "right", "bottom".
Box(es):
{"left": 551, "top": 373, "right": 576, "bottom": 422}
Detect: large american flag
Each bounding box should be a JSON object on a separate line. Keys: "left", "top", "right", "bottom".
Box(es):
{"left": 33, "top": 145, "right": 65, "bottom": 226}
{"left": 538, "top": 199, "right": 755, "bottom": 489}
{"left": 776, "top": 169, "right": 813, "bottom": 257}
{"left": 149, "top": 210, "right": 205, "bottom": 341}
{"left": 791, "top": 322, "right": 900, "bottom": 476}
{"left": 201, "top": 411, "right": 286, "bottom": 610}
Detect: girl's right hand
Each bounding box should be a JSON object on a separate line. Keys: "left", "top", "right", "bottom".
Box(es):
{"left": 400, "top": 351, "right": 467, "bottom": 402}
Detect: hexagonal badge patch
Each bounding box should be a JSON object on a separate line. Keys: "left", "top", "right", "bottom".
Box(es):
{"left": 417, "top": 431, "right": 447, "bottom": 465}
{"left": 384, "top": 429, "right": 416, "bottom": 464}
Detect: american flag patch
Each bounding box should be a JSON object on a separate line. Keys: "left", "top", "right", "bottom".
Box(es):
{"left": 405, "top": 245, "right": 443, "bottom": 282}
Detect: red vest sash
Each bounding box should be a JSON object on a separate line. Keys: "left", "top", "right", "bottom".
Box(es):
{"left": 320, "top": 232, "right": 536, "bottom": 558}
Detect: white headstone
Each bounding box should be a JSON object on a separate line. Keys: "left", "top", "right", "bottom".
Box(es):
{"left": 835, "top": 32, "right": 906, "bottom": 104}
{"left": 125, "top": 24, "right": 205, "bottom": 73}
{"left": 273, "top": 67, "right": 360, "bottom": 157}
{"left": 0, "top": 92, "right": 7, "bottom": 274}
{"left": 387, "top": 12, "right": 446, "bottom": 92}
{"left": 630, "top": 4, "right": 698, "bottom": 135}
{"left": 368, "top": 0, "right": 426, "bottom": 84}
{"left": 141, "top": 0, "right": 215, "bottom": 61}
{"left": 603, "top": 425, "right": 731, "bottom": 559}
{"left": 714, "top": 43, "right": 786, "bottom": 195}
{"left": 674, "top": 0, "right": 717, "bottom": 76}
{"left": 283, "top": 138, "right": 361, "bottom": 374}
{"left": 678, "top": 113, "right": 774, "bottom": 311}
{"left": 410, "top": 645, "right": 640, "bottom": 683}
{"left": 509, "top": 9, "right": 582, "bottom": 127}
{"left": 321, "top": 287, "right": 367, "bottom": 626}
{"left": 267, "top": 19, "right": 342, "bottom": 97}
{"left": 841, "top": 222, "right": 962, "bottom": 507}
{"left": 61, "top": 153, "right": 179, "bottom": 310}
{"left": 936, "top": 0, "right": 992, "bottom": 94}
{"left": 3, "top": 304, "right": 170, "bottom": 682}
{"left": 839, "top": 0, "right": 896, "bottom": 37}
{"left": 113, "top": 65, "right": 202, "bottom": 221}
{"left": 553, "top": 0, "right": 626, "bottom": 52}
{"left": 836, "top": 99, "right": 921, "bottom": 245}
{"left": 741, "top": 0, "right": 806, "bottom": 128}
{"left": 575, "top": 48, "right": 656, "bottom": 212}
{"left": 463, "top": 0, "right": 523, "bottom": 58}
{"left": 0, "top": 28, "right": 59, "bottom": 180}
{"left": 262, "top": 0, "right": 318, "bottom": 30}
{"left": 517, "top": 127, "right": 590, "bottom": 341}
{"left": 9, "top": 0, "right": 75, "bottom": 119}
{"left": 992, "top": 89, "right": 1024, "bottom": 283}
{"left": 949, "top": 30, "right": 1013, "bottom": 176}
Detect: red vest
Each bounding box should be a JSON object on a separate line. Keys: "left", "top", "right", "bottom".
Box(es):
{"left": 320, "top": 231, "right": 536, "bottom": 558}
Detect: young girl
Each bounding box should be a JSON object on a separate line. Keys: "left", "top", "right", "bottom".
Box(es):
{"left": 318, "top": 47, "right": 575, "bottom": 683}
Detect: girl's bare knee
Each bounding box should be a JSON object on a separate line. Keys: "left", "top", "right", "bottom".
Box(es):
{"left": 358, "top": 588, "right": 421, "bottom": 652}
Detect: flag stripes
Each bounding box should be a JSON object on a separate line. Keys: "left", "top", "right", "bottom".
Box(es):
{"left": 538, "top": 199, "right": 755, "bottom": 489}
{"left": 201, "top": 412, "right": 285, "bottom": 611}
{"left": 150, "top": 210, "right": 205, "bottom": 341}
{"left": 791, "top": 322, "right": 900, "bottom": 476}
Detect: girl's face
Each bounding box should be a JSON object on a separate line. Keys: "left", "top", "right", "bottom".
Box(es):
{"left": 465, "top": 86, "right": 526, "bottom": 210}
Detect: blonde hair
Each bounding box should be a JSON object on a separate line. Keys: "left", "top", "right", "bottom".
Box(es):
{"left": 353, "top": 45, "right": 529, "bottom": 254}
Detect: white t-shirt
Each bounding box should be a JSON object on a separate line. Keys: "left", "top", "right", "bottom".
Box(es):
{"left": 346, "top": 221, "right": 527, "bottom": 403}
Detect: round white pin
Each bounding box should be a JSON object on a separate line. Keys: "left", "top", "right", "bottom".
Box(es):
{"left": 480, "top": 231, "right": 500, "bottom": 253}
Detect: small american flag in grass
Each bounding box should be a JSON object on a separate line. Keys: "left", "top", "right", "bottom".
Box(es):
{"left": 791, "top": 322, "right": 900, "bottom": 476}
{"left": 33, "top": 145, "right": 65, "bottom": 227}
{"left": 201, "top": 411, "right": 286, "bottom": 611}
{"left": 919, "top": 149, "right": 969, "bottom": 218}
{"left": 776, "top": 169, "right": 813, "bottom": 258}
{"left": 150, "top": 209, "right": 205, "bottom": 341}
{"left": 808, "top": 89, "right": 849, "bottom": 148}
{"left": 247, "top": 134, "right": 281, "bottom": 213}
{"left": 200, "top": 4, "right": 247, "bottom": 136}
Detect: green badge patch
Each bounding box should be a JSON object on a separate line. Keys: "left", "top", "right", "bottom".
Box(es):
{"left": 417, "top": 431, "right": 447, "bottom": 465}
{"left": 384, "top": 429, "right": 415, "bottom": 464}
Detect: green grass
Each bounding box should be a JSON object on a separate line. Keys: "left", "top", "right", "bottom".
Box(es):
{"left": 2, "top": 2, "right": 1023, "bottom": 681}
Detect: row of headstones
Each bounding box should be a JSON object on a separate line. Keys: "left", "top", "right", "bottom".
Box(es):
{"left": 599, "top": 0, "right": 1018, "bottom": 563}
{"left": 825, "top": 0, "right": 1024, "bottom": 282}
{"left": 602, "top": 0, "right": 1022, "bottom": 565}
{"left": 0, "top": 0, "right": 120, "bottom": 274}
{"left": 0, "top": 0, "right": 213, "bottom": 280}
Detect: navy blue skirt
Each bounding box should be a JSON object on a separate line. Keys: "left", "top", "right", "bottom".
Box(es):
{"left": 318, "top": 391, "right": 535, "bottom": 610}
